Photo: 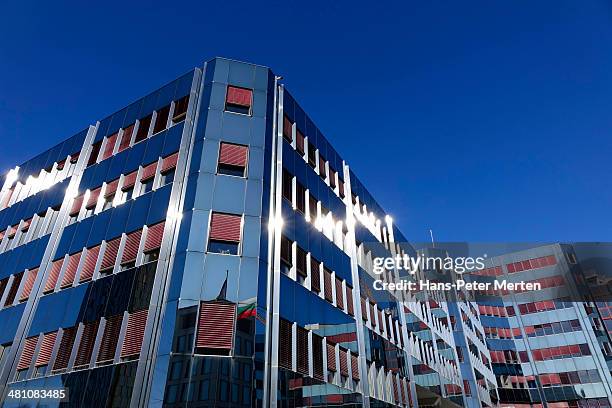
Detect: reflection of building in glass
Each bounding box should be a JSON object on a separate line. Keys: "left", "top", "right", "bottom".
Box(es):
{"left": 474, "top": 244, "right": 612, "bottom": 408}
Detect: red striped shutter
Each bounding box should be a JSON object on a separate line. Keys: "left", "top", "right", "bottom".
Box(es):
{"left": 209, "top": 213, "right": 241, "bottom": 242}
{"left": 319, "top": 155, "right": 327, "bottom": 178}
{"left": 105, "top": 179, "right": 119, "bottom": 198}
{"left": 144, "top": 222, "right": 165, "bottom": 252}
{"left": 296, "top": 326, "right": 309, "bottom": 375}
{"left": 326, "top": 342, "right": 336, "bottom": 371}
{"left": 117, "top": 125, "right": 134, "bottom": 153}
{"left": 226, "top": 86, "right": 252, "bottom": 107}
{"left": 361, "top": 297, "right": 368, "bottom": 321}
{"left": 101, "top": 133, "right": 118, "bottom": 161}
{"left": 97, "top": 315, "right": 123, "bottom": 363}
{"left": 346, "top": 285, "right": 354, "bottom": 316}
{"left": 86, "top": 188, "right": 101, "bottom": 209}
{"left": 312, "top": 333, "right": 324, "bottom": 380}
{"left": 196, "top": 301, "right": 236, "bottom": 351}
{"left": 17, "top": 336, "right": 38, "bottom": 370}
{"left": 20, "top": 268, "right": 38, "bottom": 302}
{"left": 329, "top": 169, "right": 337, "bottom": 188}
{"left": 279, "top": 319, "right": 293, "bottom": 369}
{"left": 338, "top": 180, "right": 345, "bottom": 198}
{"left": 74, "top": 321, "right": 99, "bottom": 368}
{"left": 70, "top": 195, "right": 84, "bottom": 216}
{"left": 44, "top": 259, "right": 64, "bottom": 293}
{"left": 351, "top": 353, "right": 359, "bottom": 380}
{"left": 296, "top": 247, "right": 307, "bottom": 277}
{"left": 378, "top": 308, "right": 384, "bottom": 335}
{"left": 339, "top": 348, "right": 349, "bottom": 376}
{"left": 101, "top": 238, "right": 120, "bottom": 271}
{"left": 392, "top": 374, "right": 400, "bottom": 403}
{"left": 219, "top": 143, "right": 248, "bottom": 167}
{"left": 140, "top": 162, "right": 157, "bottom": 182}
{"left": 121, "top": 309, "right": 148, "bottom": 358}
{"left": 0, "top": 279, "right": 8, "bottom": 301}
{"left": 60, "top": 252, "right": 81, "bottom": 288}
{"left": 7, "top": 224, "right": 17, "bottom": 238}
{"left": 323, "top": 268, "right": 333, "bottom": 302}
{"left": 122, "top": 171, "right": 137, "bottom": 190}
{"left": 80, "top": 246, "right": 100, "bottom": 282}
{"left": 21, "top": 218, "right": 32, "bottom": 232}
{"left": 296, "top": 130, "right": 305, "bottom": 155}
{"left": 310, "top": 258, "right": 321, "bottom": 293}
{"left": 369, "top": 302, "right": 376, "bottom": 328}
{"left": 162, "top": 153, "right": 178, "bottom": 173}
{"left": 122, "top": 230, "right": 142, "bottom": 264}
{"left": 335, "top": 277, "right": 344, "bottom": 310}
{"left": 35, "top": 331, "right": 57, "bottom": 367}
{"left": 52, "top": 327, "right": 77, "bottom": 371}
{"left": 4, "top": 272, "right": 23, "bottom": 306}
{"left": 283, "top": 116, "right": 293, "bottom": 142}
{"left": 87, "top": 141, "right": 102, "bottom": 166}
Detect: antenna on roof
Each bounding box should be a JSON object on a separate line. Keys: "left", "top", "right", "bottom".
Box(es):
{"left": 429, "top": 229, "right": 435, "bottom": 248}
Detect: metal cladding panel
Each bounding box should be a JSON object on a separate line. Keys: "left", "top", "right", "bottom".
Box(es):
{"left": 35, "top": 331, "right": 57, "bottom": 367}
{"left": 74, "top": 321, "right": 99, "bottom": 368}
{"left": 101, "top": 238, "right": 120, "bottom": 271}
{"left": 80, "top": 246, "right": 100, "bottom": 282}
{"left": 209, "top": 213, "right": 241, "bottom": 242}
{"left": 121, "top": 309, "right": 148, "bottom": 358}
{"left": 144, "top": 222, "right": 164, "bottom": 252}
{"left": 121, "top": 230, "right": 142, "bottom": 264}
{"left": 219, "top": 143, "right": 248, "bottom": 167}
{"left": 97, "top": 315, "right": 122, "bottom": 362}
{"left": 226, "top": 86, "right": 252, "bottom": 107}
{"left": 335, "top": 277, "right": 344, "bottom": 310}
{"left": 351, "top": 353, "right": 359, "bottom": 380}
{"left": 326, "top": 342, "right": 336, "bottom": 371}
{"left": 60, "top": 252, "right": 81, "bottom": 288}
{"left": 17, "top": 336, "right": 38, "bottom": 370}
{"left": 196, "top": 301, "right": 236, "bottom": 350}
{"left": 44, "top": 259, "right": 63, "bottom": 293}
{"left": 20, "top": 268, "right": 38, "bottom": 301}
{"left": 52, "top": 327, "right": 77, "bottom": 371}
{"left": 161, "top": 153, "right": 178, "bottom": 172}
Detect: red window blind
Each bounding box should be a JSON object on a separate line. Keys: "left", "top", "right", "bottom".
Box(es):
{"left": 60, "top": 252, "right": 81, "bottom": 288}
{"left": 17, "top": 336, "right": 38, "bottom": 371}
{"left": 4, "top": 272, "right": 23, "bottom": 306}
{"left": 105, "top": 179, "right": 119, "bottom": 198}
{"left": 329, "top": 169, "right": 337, "bottom": 188}
{"left": 135, "top": 115, "right": 151, "bottom": 143}
{"left": 338, "top": 180, "right": 345, "bottom": 198}
{"left": 70, "top": 195, "right": 84, "bottom": 216}
{"left": 310, "top": 258, "right": 320, "bottom": 293}
{"left": 283, "top": 116, "right": 293, "bottom": 142}
{"left": 122, "top": 230, "right": 142, "bottom": 264}
{"left": 7, "top": 224, "right": 18, "bottom": 238}
{"left": 392, "top": 374, "right": 400, "bottom": 403}
{"left": 296, "top": 183, "right": 306, "bottom": 213}
{"left": 172, "top": 96, "right": 189, "bottom": 121}
{"left": 219, "top": 143, "right": 248, "bottom": 167}
{"left": 53, "top": 327, "right": 77, "bottom": 371}
{"left": 279, "top": 319, "right": 292, "bottom": 369}
{"left": 0, "top": 279, "right": 8, "bottom": 301}
{"left": 101, "top": 133, "right": 118, "bottom": 161}
{"left": 296, "top": 247, "right": 307, "bottom": 277}
{"left": 282, "top": 169, "right": 292, "bottom": 202}
{"left": 196, "top": 301, "right": 237, "bottom": 352}
{"left": 86, "top": 187, "right": 101, "bottom": 209}
{"left": 140, "top": 162, "right": 157, "bottom": 182}
{"left": 296, "top": 326, "right": 309, "bottom": 375}
{"left": 117, "top": 125, "right": 134, "bottom": 153}
{"left": 361, "top": 297, "right": 368, "bottom": 321}
{"left": 121, "top": 309, "right": 148, "bottom": 358}
{"left": 326, "top": 341, "right": 336, "bottom": 371}
{"left": 87, "top": 141, "right": 102, "bottom": 166}
{"left": 21, "top": 218, "right": 32, "bottom": 232}
{"left": 312, "top": 333, "right": 324, "bottom": 380}
{"left": 369, "top": 302, "right": 376, "bottom": 328}
{"left": 80, "top": 245, "right": 100, "bottom": 282}
{"left": 280, "top": 236, "right": 292, "bottom": 266}
{"left": 44, "top": 258, "right": 64, "bottom": 293}
{"left": 319, "top": 155, "right": 327, "bottom": 178}
{"left": 323, "top": 268, "right": 333, "bottom": 302}
{"left": 346, "top": 285, "right": 354, "bottom": 316}
{"left": 335, "top": 277, "right": 344, "bottom": 310}
{"left": 69, "top": 151, "right": 80, "bottom": 164}
{"left": 144, "top": 222, "right": 165, "bottom": 252}
{"left": 101, "top": 238, "right": 120, "bottom": 272}
{"left": 153, "top": 105, "right": 170, "bottom": 134}
{"left": 378, "top": 308, "right": 384, "bottom": 335}
{"left": 351, "top": 353, "right": 359, "bottom": 380}
{"left": 74, "top": 321, "right": 99, "bottom": 368}
{"left": 226, "top": 86, "right": 252, "bottom": 107}
{"left": 339, "top": 348, "right": 349, "bottom": 376}
{"left": 35, "top": 331, "right": 57, "bottom": 367}
{"left": 122, "top": 171, "right": 137, "bottom": 190}
{"left": 296, "top": 129, "right": 305, "bottom": 155}
{"left": 209, "top": 213, "right": 241, "bottom": 242}
{"left": 20, "top": 268, "right": 38, "bottom": 302}
{"left": 97, "top": 315, "right": 123, "bottom": 363}
{"left": 162, "top": 153, "right": 178, "bottom": 173}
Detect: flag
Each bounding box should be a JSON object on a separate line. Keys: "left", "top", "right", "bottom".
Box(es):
{"left": 238, "top": 302, "right": 256, "bottom": 319}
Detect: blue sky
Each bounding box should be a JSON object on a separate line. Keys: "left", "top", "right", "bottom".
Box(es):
{"left": 1, "top": 1, "right": 611, "bottom": 242}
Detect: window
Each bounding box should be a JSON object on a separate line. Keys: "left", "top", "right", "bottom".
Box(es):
{"left": 296, "top": 129, "right": 305, "bottom": 156}
{"left": 121, "top": 171, "right": 137, "bottom": 202}
{"left": 172, "top": 96, "right": 189, "bottom": 123}
{"left": 217, "top": 142, "right": 248, "bottom": 177}
{"left": 308, "top": 143, "right": 316, "bottom": 169}
{"left": 283, "top": 115, "right": 293, "bottom": 143}
{"left": 100, "top": 238, "right": 120, "bottom": 275}
{"left": 296, "top": 246, "right": 307, "bottom": 283}
{"left": 117, "top": 125, "right": 134, "bottom": 153}
{"left": 153, "top": 105, "right": 170, "bottom": 134}
{"left": 225, "top": 86, "right": 252, "bottom": 115}
{"left": 121, "top": 230, "right": 142, "bottom": 270}
{"left": 319, "top": 154, "right": 327, "bottom": 180}
{"left": 87, "top": 141, "right": 102, "bottom": 167}
{"left": 208, "top": 213, "right": 242, "bottom": 255}
{"left": 100, "top": 133, "right": 118, "bottom": 161}
{"left": 160, "top": 153, "right": 178, "bottom": 185}
{"left": 139, "top": 162, "right": 157, "bottom": 195}
{"left": 296, "top": 182, "right": 306, "bottom": 213}
{"left": 282, "top": 169, "right": 293, "bottom": 203}
{"left": 134, "top": 115, "right": 152, "bottom": 143}
{"left": 280, "top": 236, "right": 292, "bottom": 275}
